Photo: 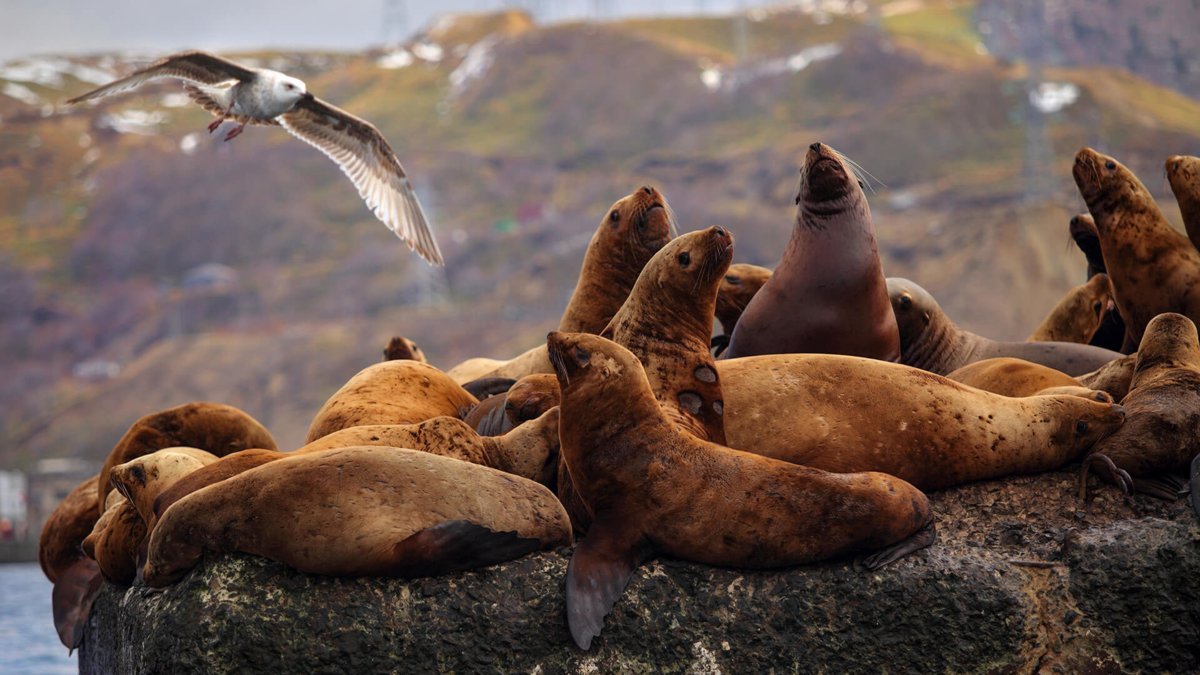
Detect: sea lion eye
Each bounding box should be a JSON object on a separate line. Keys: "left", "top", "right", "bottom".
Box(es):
{"left": 858, "top": 180, "right": 866, "bottom": 189}
{"left": 898, "top": 295, "right": 913, "bottom": 309}
{"left": 1092, "top": 301, "right": 1103, "bottom": 312}
{"left": 574, "top": 346, "right": 590, "bottom": 365}
{"left": 1104, "top": 160, "right": 1116, "bottom": 171}
{"left": 677, "top": 252, "right": 691, "bottom": 267}
{"left": 1175, "top": 162, "right": 1182, "bottom": 172}
{"left": 1075, "top": 420, "right": 1089, "bottom": 434}
{"left": 724, "top": 275, "right": 741, "bottom": 285}
{"left": 609, "top": 210, "right": 620, "bottom": 223}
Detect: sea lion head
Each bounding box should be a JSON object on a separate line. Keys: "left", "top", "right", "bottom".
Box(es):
{"left": 795, "top": 142, "right": 867, "bottom": 218}
{"left": 109, "top": 447, "right": 216, "bottom": 526}
{"left": 716, "top": 263, "right": 771, "bottom": 331}
{"left": 636, "top": 226, "right": 734, "bottom": 298}
{"left": 1165, "top": 155, "right": 1199, "bottom": 196}
{"left": 887, "top": 277, "right": 941, "bottom": 345}
{"left": 1068, "top": 212, "right": 1103, "bottom": 267}
{"left": 1072, "top": 148, "right": 1152, "bottom": 218}
{"left": 382, "top": 336, "right": 426, "bottom": 363}
{"left": 504, "top": 374, "right": 561, "bottom": 426}
{"left": 547, "top": 331, "right": 640, "bottom": 395}
{"left": 1051, "top": 397, "right": 1126, "bottom": 456}
{"left": 1133, "top": 312, "right": 1200, "bottom": 378}
{"left": 600, "top": 185, "right": 675, "bottom": 259}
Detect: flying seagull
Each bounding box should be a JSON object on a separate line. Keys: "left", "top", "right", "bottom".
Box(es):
{"left": 67, "top": 51, "right": 444, "bottom": 265}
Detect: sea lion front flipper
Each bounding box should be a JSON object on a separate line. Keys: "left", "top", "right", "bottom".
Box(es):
{"left": 52, "top": 558, "right": 103, "bottom": 651}
{"left": 565, "top": 518, "right": 651, "bottom": 650}
{"left": 390, "top": 520, "right": 541, "bottom": 578}
{"left": 462, "top": 377, "right": 518, "bottom": 400}
{"left": 1078, "top": 453, "right": 1134, "bottom": 500}
{"left": 861, "top": 520, "right": 937, "bottom": 571}
{"left": 1132, "top": 474, "right": 1187, "bottom": 501}
{"left": 710, "top": 334, "right": 730, "bottom": 357}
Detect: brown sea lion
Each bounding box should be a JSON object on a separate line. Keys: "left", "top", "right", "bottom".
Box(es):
{"left": 604, "top": 226, "right": 733, "bottom": 443}
{"left": 39, "top": 476, "right": 102, "bottom": 648}
{"left": 1078, "top": 354, "right": 1137, "bottom": 401}
{"left": 382, "top": 335, "right": 426, "bottom": 362}
{"left": 548, "top": 332, "right": 934, "bottom": 650}
{"left": 946, "top": 358, "right": 1109, "bottom": 401}
{"left": 462, "top": 394, "right": 511, "bottom": 436}
{"left": 462, "top": 373, "right": 560, "bottom": 437}
{"left": 143, "top": 446, "right": 573, "bottom": 587}
{"left": 716, "top": 354, "right": 1126, "bottom": 492}
{"left": 81, "top": 493, "right": 145, "bottom": 586}
{"left": 889, "top": 277, "right": 1122, "bottom": 377}
{"left": 108, "top": 447, "right": 219, "bottom": 530}
{"left": 1081, "top": 313, "right": 1200, "bottom": 504}
{"left": 725, "top": 142, "right": 898, "bottom": 361}
{"left": 1073, "top": 147, "right": 1200, "bottom": 350}
{"left": 712, "top": 263, "right": 771, "bottom": 355}
{"left": 446, "top": 186, "right": 676, "bottom": 384}
{"left": 152, "top": 449, "right": 288, "bottom": 525}
{"left": 97, "top": 402, "right": 276, "bottom": 512}
{"left": 1028, "top": 274, "right": 1113, "bottom": 344}
{"left": 306, "top": 360, "right": 478, "bottom": 442}
{"left": 1166, "top": 154, "right": 1200, "bottom": 251}
{"left": 1069, "top": 213, "right": 1107, "bottom": 280}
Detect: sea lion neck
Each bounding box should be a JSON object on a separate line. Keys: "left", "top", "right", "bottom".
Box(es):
{"left": 900, "top": 307, "right": 973, "bottom": 373}
{"left": 558, "top": 236, "right": 640, "bottom": 334}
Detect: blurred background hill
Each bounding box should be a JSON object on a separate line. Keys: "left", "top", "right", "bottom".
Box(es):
{"left": 1, "top": 0, "right": 1198, "bottom": 469}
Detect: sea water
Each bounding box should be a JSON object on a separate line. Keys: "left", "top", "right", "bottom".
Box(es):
{"left": 0, "top": 563, "right": 77, "bottom": 674}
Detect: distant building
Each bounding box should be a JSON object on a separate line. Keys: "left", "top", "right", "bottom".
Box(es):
{"left": 72, "top": 359, "right": 121, "bottom": 380}
{"left": 182, "top": 263, "right": 239, "bottom": 292}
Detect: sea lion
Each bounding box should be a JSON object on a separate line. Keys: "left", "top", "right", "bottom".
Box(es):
{"left": 1069, "top": 213, "right": 1107, "bottom": 280}
{"left": 462, "top": 394, "right": 511, "bottom": 436}
{"left": 889, "top": 277, "right": 1122, "bottom": 376}
{"left": 1078, "top": 354, "right": 1137, "bottom": 401}
{"left": 712, "top": 263, "right": 771, "bottom": 355}
{"left": 548, "top": 332, "right": 934, "bottom": 650}
{"left": 81, "top": 493, "right": 145, "bottom": 586}
{"left": 715, "top": 355, "right": 1126, "bottom": 492}
{"left": 460, "top": 377, "right": 518, "bottom": 401}
{"left": 382, "top": 335, "right": 426, "bottom": 362}
{"left": 1081, "top": 313, "right": 1200, "bottom": 504}
{"left": 604, "top": 226, "right": 733, "bottom": 443}
{"left": 446, "top": 186, "right": 676, "bottom": 384}
{"left": 1166, "top": 154, "right": 1200, "bottom": 251}
{"left": 946, "top": 358, "right": 1110, "bottom": 401}
{"left": 1073, "top": 147, "right": 1200, "bottom": 350}
{"left": 1028, "top": 274, "right": 1113, "bottom": 344}
{"left": 503, "top": 374, "right": 560, "bottom": 428}
{"left": 143, "top": 446, "right": 573, "bottom": 587}
{"left": 445, "top": 357, "right": 507, "bottom": 385}
{"left": 39, "top": 476, "right": 102, "bottom": 648}
{"left": 306, "top": 360, "right": 478, "bottom": 442}
{"left": 724, "top": 142, "right": 898, "bottom": 361}
{"left": 108, "top": 447, "right": 219, "bottom": 530}
{"left": 152, "top": 449, "right": 288, "bottom": 526}
{"left": 97, "top": 402, "right": 276, "bottom": 512}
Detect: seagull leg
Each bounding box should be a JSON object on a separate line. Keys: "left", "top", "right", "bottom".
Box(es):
{"left": 207, "top": 117, "right": 225, "bottom": 133}
{"left": 223, "top": 122, "right": 247, "bottom": 142}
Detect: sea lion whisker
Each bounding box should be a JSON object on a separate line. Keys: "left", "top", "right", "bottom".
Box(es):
{"left": 834, "top": 149, "right": 886, "bottom": 192}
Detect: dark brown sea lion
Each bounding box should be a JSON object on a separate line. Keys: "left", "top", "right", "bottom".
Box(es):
{"left": 946, "top": 358, "right": 1111, "bottom": 402}
{"left": 724, "top": 142, "right": 898, "bottom": 361}
{"left": 39, "top": 476, "right": 102, "bottom": 649}
{"left": 1081, "top": 313, "right": 1200, "bottom": 505}
{"left": 445, "top": 186, "right": 676, "bottom": 384}
{"left": 549, "top": 331, "right": 935, "bottom": 650}
{"left": 604, "top": 226, "right": 733, "bottom": 444}
{"left": 503, "top": 374, "right": 560, "bottom": 428}
{"left": 1069, "top": 213, "right": 1107, "bottom": 280}
{"left": 382, "top": 335, "right": 426, "bottom": 362}
{"left": 143, "top": 446, "right": 573, "bottom": 587}
{"left": 1166, "top": 154, "right": 1200, "bottom": 251}
{"left": 1028, "top": 273, "right": 1113, "bottom": 344}
{"left": 462, "top": 394, "right": 511, "bottom": 436}
{"left": 1073, "top": 147, "right": 1200, "bottom": 350}
{"left": 712, "top": 263, "right": 771, "bottom": 355}
{"left": 81, "top": 493, "right": 145, "bottom": 586}
{"left": 889, "top": 277, "right": 1122, "bottom": 376}
{"left": 96, "top": 402, "right": 276, "bottom": 512}
{"left": 306, "top": 360, "right": 478, "bottom": 442}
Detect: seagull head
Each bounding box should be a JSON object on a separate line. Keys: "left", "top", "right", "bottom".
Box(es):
{"left": 274, "top": 75, "right": 308, "bottom": 105}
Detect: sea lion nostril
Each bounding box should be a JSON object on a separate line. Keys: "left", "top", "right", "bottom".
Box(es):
{"left": 809, "top": 142, "right": 821, "bottom": 152}
{"left": 642, "top": 186, "right": 654, "bottom": 196}
{"left": 713, "top": 226, "right": 727, "bottom": 238}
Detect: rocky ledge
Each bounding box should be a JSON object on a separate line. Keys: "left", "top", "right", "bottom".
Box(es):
{"left": 81, "top": 470, "right": 1199, "bottom": 673}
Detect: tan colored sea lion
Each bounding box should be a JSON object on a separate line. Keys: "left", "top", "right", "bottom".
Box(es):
{"left": 382, "top": 335, "right": 426, "bottom": 362}
{"left": 1166, "top": 154, "right": 1200, "bottom": 251}
{"left": 604, "top": 226, "right": 733, "bottom": 443}
{"left": 1028, "top": 274, "right": 1114, "bottom": 344}
{"left": 1078, "top": 354, "right": 1137, "bottom": 401}
{"left": 1081, "top": 313, "right": 1200, "bottom": 507}
{"left": 97, "top": 402, "right": 276, "bottom": 511}
{"left": 1073, "top": 147, "right": 1200, "bottom": 350}
{"left": 725, "top": 143, "right": 899, "bottom": 361}
{"left": 152, "top": 449, "right": 287, "bottom": 526}
{"left": 712, "top": 263, "right": 771, "bottom": 355}
{"left": 548, "top": 332, "right": 934, "bottom": 650}
{"left": 889, "top": 277, "right": 1122, "bottom": 377}
{"left": 39, "top": 476, "right": 102, "bottom": 649}
{"left": 143, "top": 446, "right": 573, "bottom": 587}
{"left": 445, "top": 186, "right": 676, "bottom": 384}
{"left": 109, "top": 447, "right": 219, "bottom": 530}
{"left": 306, "top": 360, "right": 478, "bottom": 442}
{"left": 946, "top": 358, "right": 1110, "bottom": 401}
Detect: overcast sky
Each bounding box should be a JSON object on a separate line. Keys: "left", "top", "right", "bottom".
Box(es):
{"left": 0, "top": 0, "right": 762, "bottom": 62}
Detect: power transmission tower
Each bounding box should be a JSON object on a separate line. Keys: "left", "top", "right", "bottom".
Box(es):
{"left": 380, "top": 0, "right": 410, "bottom": 47}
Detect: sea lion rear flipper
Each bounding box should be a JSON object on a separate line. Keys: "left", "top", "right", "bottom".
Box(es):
{"left": 861, "top": 520, "right": 936, "bottom": 571}
{"left": 390, "top": 520, "right": 541, "bottom": 578}
{"left": 462, "top": 377, "right": 518, "bottom": 400}
{"left": 565, "top": 520, "right": 650, "bottom": 650}
{"left": 52, "top": 558, "right": 103, "bottom": 651}
{"left": 1131, "top": 474, "right": 1187, "bottom": 501}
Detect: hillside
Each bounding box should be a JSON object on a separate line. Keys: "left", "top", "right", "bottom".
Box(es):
{"left": 1, "top": 3, "right": 1198, "bottom": 466}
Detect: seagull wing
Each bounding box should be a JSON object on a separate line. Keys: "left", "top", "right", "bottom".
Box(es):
{"left": 66, "top": 51, "right": 257, "bottom": 105}
{"left": 279, "top": 95, "right": 443, "bottom": 266}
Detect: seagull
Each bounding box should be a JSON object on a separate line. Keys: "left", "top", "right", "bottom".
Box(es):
{"left": 66, "top": 51, "right": 444, "bottom": 265}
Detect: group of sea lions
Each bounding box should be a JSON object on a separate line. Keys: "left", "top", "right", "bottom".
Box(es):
{"left": 39, "top": 143, "right": 1200, "bottom": 653}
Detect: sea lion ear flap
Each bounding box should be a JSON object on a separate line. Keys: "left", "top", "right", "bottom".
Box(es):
{"left": 565, "top": 520, "right": 650, "bottom": 650}
{"left": 389, "top": 520, "right": 541, "bottom": 578}
{"left": 52, "top": 558, "right": 103, "bottom": 651}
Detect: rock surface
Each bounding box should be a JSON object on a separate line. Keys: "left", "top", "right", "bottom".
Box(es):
{"left": 81, "top": 469, "right": 1199, "bottom": 673}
